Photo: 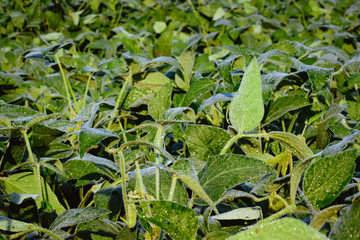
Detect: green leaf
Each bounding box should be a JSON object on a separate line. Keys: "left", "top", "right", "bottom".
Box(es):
{"left": 185, "top": 124, "right": 231, "bottom": 161}
{"left": 153, "top": 29, "right": 173, "bottom": 57}
{"left": 137, "top": 200, "right": 198, "bottom": 240}
{"left": 31, "top": 123, "right": 64, "bottom": 147}
{"left": 346, "top": 94, "right": 360, "bottom": 121}
{"left": 265, "top": 132, "right": 313, "bottom": 160}
{"left": 303, "top": 65, "right": 333, "bottom": 92}
{"left": 181, "top": 78, "right": 214, "bottom": 107}
{"left": 148, "top": 83, "right": 172, "bottom": 120}
{"left": 226, "top": 217, "right": 327, "bottom": 240}
{"left": 0, "top": 172, "right": 65, "bottom": 215}
{"left": 172, "top": 159, "right": 217, "bottom": 210}
{"left": 212, "top": 207, "right": 261, "bottom": 221}
{"left": 49, "top": 207, "right": 111, "bottom": 230}
{"left": 64, "top": 154, "right": 118, "bottom": 185}
{"left": 265, "top": 41, "right": 311, "bottom": 57}
{"left": 229, "top": 57, "right": 264, "bottom": 132}
{"left": 78, "top": 127, "right": 119, "bottom": 158}
{"left": 0, "top": 216, "right": 32, "bottom": 232}
{"left": 263, "top": 95, "right": 311, "bottom": 125}
{"left": 94, "top": 186, "right": 123, "bottom": 222}
{"left": 330, "top": 198, "right": 360, "bottom": 240}
{"left": 200, "top": 93, "right": 235, "bottom": 111}
{"left": 303, "top": 150, "right": 356, "bottom": 208}
{"left": 128, "top": 167, "right": 188, "bottom": 205}
{"left": 75, "top": 219, "right": 122, "bottom": 240}
{"left": 310, "top": 204, "right": 345, "bottom": 230}
{"left": 198, "top": 154, "right": 275, "bottom": 203}
{"left": 0, "top": 103, "right": 38, "bottom": 119}
{"left": 133, "top": 71, "right": 171, "bottom": 91}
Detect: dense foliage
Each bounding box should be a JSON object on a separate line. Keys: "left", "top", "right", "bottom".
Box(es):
{"left": 1, "top": 0, "right": 360, "bottom": 239}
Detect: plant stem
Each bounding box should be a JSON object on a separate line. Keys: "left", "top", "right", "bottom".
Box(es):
{"left": 54, "top": 54, "right": 77, "bottom": 117}
{"left": 154, "top": 126, "right": 164, "bottom": 200}
{"left": 168, "top": 174, "right": 177, "bottom": 201}
{"left": 82, "top": 73, "right": 92, "bottom": 109}
{"left": 220, "top": 133, "right": 243, "bottom": 155}
{"left": 108, "top": 73, "right": 133, "bottom": 130}
{"left": 118, "top": 150, "right": 129, "bottom": 221}
{"left": 257, "top": 204, "right": 296, "bottom": 225}
{"left": 21, "top": 130, "right": 43, "bottom": 203}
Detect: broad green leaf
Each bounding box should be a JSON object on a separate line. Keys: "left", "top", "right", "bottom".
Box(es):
{"left": 0, "top": 172, "right": 65, "bottom": 215}
{"left": 185, "top": 124, "right": 231, "bottom": 161}
{"left": 0, "top": 216, "right": 32, "bottom": 232}
{"left": 153, "top": 29, "right": 173, "bottom": 57}
{"left": 5, "top": 192, "right": 39, "bottom": 205}
{"left": 176, "top": 50, "right": 195, "bottom": 91}
{"left": 148, "top": 82, "right": 172, "bottom": 120}
{"left": 0, "top": 103, "right": 38, "bottom": 119}
{"left": 322, "top": 130, "right": 360, "bottom": 156}
{"left": 212, "top": 207, "right": 261, "bottom": 221}
{"left": 229, "top": 57, "right": 264, "bottom": 132}
{"left": 137, "top": 200, "right": 198, "bottom": 240}
{"left": 200, "top": 93, "right": 235, "bottom": 111}
{"left": 310, "top": 204, "right": 345, "bottom": 230}
{"left": 257, "top": 49, "right": 292, "bottom": 66}
{"left": 226, "top": 217, "right": 327, "bottom": 240}
{"left": 31, "top": 123, "right": 64, "bottom": 147}
{"left": 49, "top": 207, "right": 111, "bottom": 230}
{"left": 78, "top": 127, "right": 119, "bottom": 158}
{"left": 162, "top": 107, "right": 196, "bottom": 122}
{"left": 153, "top": 21, "right": 167, "bottom": 33}
{"left": 265, "top": 41, "right": 311, "bottom": 57}
{"left": 64, "top": 155, "right": 118, "bottom": 185}
{"left": 94, "top": 186, "right": 123, "bottom": 222}
{"left": 198, "top": 154, "right": 276, "bottom": 203}
{"left": 133, "top": 71, "right": 171, "bottom": 91}
{"left": 346, "top": 94, "right": 360, "bottom": 121}
{"left": 330, "top": 198, "right": 360, "bottom": 240}
{"left": 128, "top": 167, "right": 188, "bottom": 205}
{"left": 303, "top": 150, "right": 356, "bottom": 208}
{"left": 36, "top": 143, "right": 73, "bottom": 159}
{"left": 172, "top": 159, "right": 217, "bottom": 210}
{"left": 265, "top": 131, "right": 313, "bottom": 160}
{"left": 75, "top": 219, "right": 122, "bottom": 240}
{"left": 263, "top": 95, "right": 311, "bottom": 125}
{"left": 147, "top": 56, "right": 183, "bottom": 72}
{"left": 181, "top": 78, "right": 214, "bottom": 107}
{"left": 302, "top": 65, "right": 333, "bottom": 92}
{"left": 333, "top": 54, "right": 360, "bottom": 75}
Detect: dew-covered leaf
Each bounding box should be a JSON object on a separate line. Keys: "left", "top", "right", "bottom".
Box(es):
{"left": 128, "top": 167, "right": 188, "bottom": 205}
{"left": 265, "top": 131, "right": 313, "bottom": 160}
{"left": 133, "top": 71, "right": 171, "bottom": 91}
{"left": 153, "top": 29, "right": 173, "bottom": 57}
{"left": 137, "top": 200, "right": 198, "bottom": 240}
{"left": 330, "top": 198, "right": 360, "bottom": 240}
{"left": 0, "top": 103, "right": 38, "bottom": 119}
{"left": 199, "top": 93, "right": 235, "bottom": 111}
{"left": 226, "top": 217, "right": 327, "bottom": 240}
{"left": 0, "top": 216, "right": 32, "bottom": 232}
{"left": 310, "top": 204, "right": 345, "bottom": 230}
{"left": 263, "top": 95, "right": 311, "bottom": 125}
{"left": 94, "top": 185, "right": 123, "bottom": 222}
{"left": 49, "top": 207, "right": 111, "bottom": 230}
{"left": 303, "top": 150, "right": 356, "bottom": 208}
{"left": 185, "top": 124, "right": 231, "bottom": 161}
{"left": 266, "top": 41, "right": 311, "bottom": 57}
{"left": 198, "top": 154, "right": 275, "bottom": 203}
{"left": 0, "top": 172, "right": 65, "bottom": 215}
{"left": 181, "top": 78, "right": 214, "bottom": 107}
{"left": 148, "top": 82, "right": 172, "bottom": 120}
{"left": 229, "top": 57, "right": 264, "bottom": 132}
{"left": 212, "top": 207, "right": 261, "bottom": 221}
{"left": 78, "top": 127, "right": 119, "bottom": 158}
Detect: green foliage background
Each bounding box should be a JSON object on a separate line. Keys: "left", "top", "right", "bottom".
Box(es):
{"left": 0, "top": 0, "right": 360, "bottom": 239}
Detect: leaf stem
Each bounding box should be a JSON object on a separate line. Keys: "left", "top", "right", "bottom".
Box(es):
{"left": 154, "top": 126, "right": 165, "bottom": 200}
{"left": 168, "top": 174, "right": 177, "bottom": 201}
{"left": 21, "top": 130, "right": 43, "bottom": 204}
{"left": 55, "top": 53, "right": 78, "bottom": 116}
